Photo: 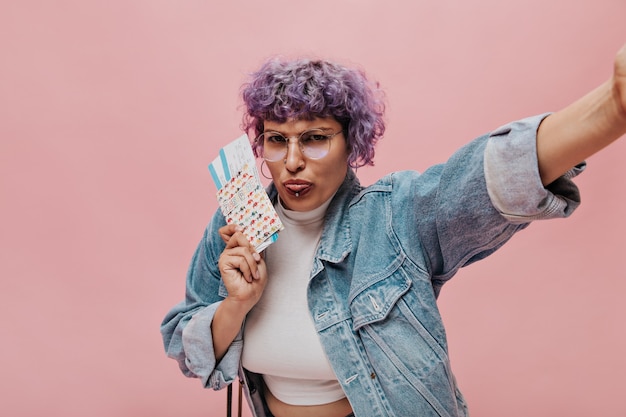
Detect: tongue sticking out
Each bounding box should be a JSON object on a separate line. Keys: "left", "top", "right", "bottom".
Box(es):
{"left": 286, "top": 183, "right": 309, "bottom": 197}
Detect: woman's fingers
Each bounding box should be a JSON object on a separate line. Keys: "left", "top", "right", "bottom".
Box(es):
{"left": 219, "top": 230, "right": 262, "bottom": 282}
{"left": 219, "top": 224, "right": 243, "bottom": 244}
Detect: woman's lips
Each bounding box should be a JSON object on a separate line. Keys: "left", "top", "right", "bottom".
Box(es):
{"left": 283, "top": 180, "right": 312, "bottom": 196}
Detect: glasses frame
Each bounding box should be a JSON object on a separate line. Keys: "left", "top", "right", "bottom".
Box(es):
{"left": 256, "top": 128, "right": 343, "bottom": 162}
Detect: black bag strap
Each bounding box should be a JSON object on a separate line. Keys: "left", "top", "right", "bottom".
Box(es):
{"left": 226, "top": 385, "right": 232, "bottom": 417}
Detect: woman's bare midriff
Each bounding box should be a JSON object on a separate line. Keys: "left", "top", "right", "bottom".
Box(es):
{"left": 265, "top": 388, "right": 353, "bottom": 417}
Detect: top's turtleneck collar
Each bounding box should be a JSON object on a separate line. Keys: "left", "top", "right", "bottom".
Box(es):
{"left": 276, "top": 195, "right": 333, "bottom": 226}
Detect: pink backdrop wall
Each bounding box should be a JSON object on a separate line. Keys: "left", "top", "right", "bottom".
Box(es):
{"left": 1, "top": 1, "right": 625, "bottom": 416}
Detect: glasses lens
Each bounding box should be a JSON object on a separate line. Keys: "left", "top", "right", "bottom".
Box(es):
{"left": 300, "top": 129, "right": 331, "bottom": 159}
{"left": 260, "top": 132, "right": 287, "bottom": 162}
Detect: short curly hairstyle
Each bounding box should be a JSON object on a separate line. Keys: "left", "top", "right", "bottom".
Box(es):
{"left": 241, "top": 58, "right": 386, "bottom": 168}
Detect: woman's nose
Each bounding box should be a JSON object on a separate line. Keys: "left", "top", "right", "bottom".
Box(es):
{"left": 284, "top": 140, "right": 305, "bottom": 171}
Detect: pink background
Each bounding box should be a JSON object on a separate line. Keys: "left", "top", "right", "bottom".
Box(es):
{"left": 1, "top": 1, "right": 625, "bottom": 416}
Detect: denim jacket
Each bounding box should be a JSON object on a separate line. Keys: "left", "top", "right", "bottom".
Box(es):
{"left": 161, "top": 114, "right": 584, "bottom": 417}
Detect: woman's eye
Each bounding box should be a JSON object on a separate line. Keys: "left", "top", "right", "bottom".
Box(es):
{"left": 302, "top": 133, "right": 328, "bottom": 143}
{"left": 266, "top": 134, "right": 286, "bottom": 143}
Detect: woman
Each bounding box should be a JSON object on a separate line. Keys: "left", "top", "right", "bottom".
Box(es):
{"left": 161, "top": 46, "right": 626, "bottom": 417}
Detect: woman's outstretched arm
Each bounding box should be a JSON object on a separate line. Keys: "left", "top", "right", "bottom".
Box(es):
{"left": 537, "top": 43, "right": 626, "bottom": 185}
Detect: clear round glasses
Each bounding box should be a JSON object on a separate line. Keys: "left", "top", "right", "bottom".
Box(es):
{"left": 256, "top": 129, "right": 343, "bottom": 162}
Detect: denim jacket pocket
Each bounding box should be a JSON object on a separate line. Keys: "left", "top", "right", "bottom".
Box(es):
{"left": 349, "top": 258, "right": 412, "bottom": 331}
{"left": 347, "top": 263, "right": 463, "bottom": 416}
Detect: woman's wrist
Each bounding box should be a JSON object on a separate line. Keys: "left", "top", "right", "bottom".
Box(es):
{"left": 610, "top": 78, "right": 626, "bottom": 126}
{"left": 611, "top": 44, "right": 626, "bottom": 124}
{"left": 220, "top": 296, "right": 254, "bottom": 322}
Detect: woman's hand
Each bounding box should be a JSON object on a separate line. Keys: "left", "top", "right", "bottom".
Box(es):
{"left": 211, "top": 224, "right": 267, "bottom": 361}
{"left": 217, "top": 224, "right": 267, "bottom": 312}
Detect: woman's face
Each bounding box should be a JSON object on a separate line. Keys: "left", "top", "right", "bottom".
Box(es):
{"left": 262, "top": 117, "right": 349, "bottom": 211}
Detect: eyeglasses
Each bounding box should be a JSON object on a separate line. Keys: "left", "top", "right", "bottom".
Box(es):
{"left": 256, "top": 129, "right": 343, "bottom": 162}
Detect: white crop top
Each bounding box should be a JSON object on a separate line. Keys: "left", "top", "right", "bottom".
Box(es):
{"left": 241, "top": 197, "right": 346, "bottom": 406}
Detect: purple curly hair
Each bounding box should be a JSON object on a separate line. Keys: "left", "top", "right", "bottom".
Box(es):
{"left": 241, "top": 58, "right": 386, "bottom": 168}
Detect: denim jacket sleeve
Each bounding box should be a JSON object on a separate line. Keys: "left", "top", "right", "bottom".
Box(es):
{"left": 484, "top": 113, "right": 585, "bottom": 222}
{"left": 160, "top": 210, "right": 241, "bottom": 390}
{"left": 391, "top": 114, "right": 583, "bottom": 290}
